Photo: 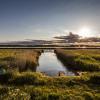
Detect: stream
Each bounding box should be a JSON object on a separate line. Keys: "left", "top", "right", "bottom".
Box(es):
{"left": 37, "top": 50, "right": 75, "bottom": 76}
{"left": 0, "top": 49, "right": 76, "bottom": 76}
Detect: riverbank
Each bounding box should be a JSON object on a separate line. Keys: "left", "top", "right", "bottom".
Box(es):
{"left": 55, "top": 49, "right": 100, "bottom": 71}
{"left": 0, "top": 49, "right": 42, "bottom": 72}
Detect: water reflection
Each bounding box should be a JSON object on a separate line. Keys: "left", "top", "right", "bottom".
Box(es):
{"left": 0, "top": 49, "right": 76, "bottom": 76}
{"left": 37, "top": 50, "right": 75, "bottom": 76}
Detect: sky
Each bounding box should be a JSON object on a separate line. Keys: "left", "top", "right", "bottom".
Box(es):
{"left": 0, "top": 0, "right": 100, "bottom": 42}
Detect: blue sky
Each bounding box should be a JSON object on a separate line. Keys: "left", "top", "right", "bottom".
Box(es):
{"left": 0, "top": 0, "right": 100, "bottom": 41}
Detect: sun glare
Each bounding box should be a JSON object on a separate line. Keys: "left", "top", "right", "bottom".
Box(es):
{"left": 78, "top": 27, "right": 91, "bottom": 38}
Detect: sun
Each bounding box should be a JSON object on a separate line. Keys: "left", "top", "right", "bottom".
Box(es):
{"left": 78, "top": 27, "right": 91, "bottom": 38}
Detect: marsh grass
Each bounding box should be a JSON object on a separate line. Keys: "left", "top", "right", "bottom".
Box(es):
{"left": 0, "top": 71, "right": 99, "bottom": 100}
{"left": 0, "top": 49, "right": 100, "bottom": 100}
{"left": 0, "top": 49, "right": 41, "bottom": 72}
{"left": 55, "top": 49, "right": 100, "bottom": 71}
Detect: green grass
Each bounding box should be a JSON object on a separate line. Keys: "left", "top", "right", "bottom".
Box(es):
{"left": 55, "top": 49, "right": 100, "bottom": 71}
{"left": 0, "top": 71, "right": 100, "bottom": 100}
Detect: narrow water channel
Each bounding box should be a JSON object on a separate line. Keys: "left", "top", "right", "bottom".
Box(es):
{"left": 37, "top": 50, "right": 75, "bottom": 76}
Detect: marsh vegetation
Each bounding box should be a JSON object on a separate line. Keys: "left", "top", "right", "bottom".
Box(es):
{"left": 55, "top": 49, "right": 100, "bottom": 71}
{"left": 0, "top": 49, "right": 100, "bottom": 100}
{"left": 0, "top": 49, "right": 41, "bottom": 72}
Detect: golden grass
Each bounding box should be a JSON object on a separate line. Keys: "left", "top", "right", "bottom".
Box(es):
{"left": 0, "top": 49, "right": 41, "bottom": 71}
